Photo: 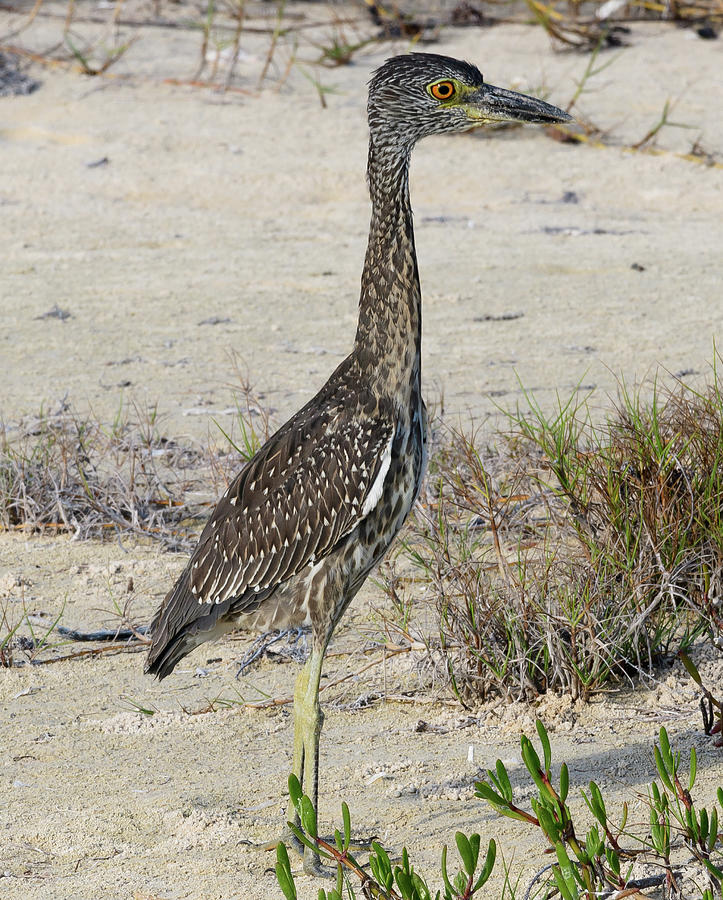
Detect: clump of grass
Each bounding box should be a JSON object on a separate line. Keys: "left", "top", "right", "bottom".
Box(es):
{"left": 0, "top": 594, "right": 67, "bottom": 668}
{"left": 0, "top": 364, "right": 272, "bottom": 549}
{"left": 0, "top": 398, "right": 215, "bottom": 549}
{"left": 64, "top": 30, "right": 138, "bottom": 77}
{"left": 386, "top": 362, "right": 723, "bottom": 702}
{"left": 514, "top": 368, "right": 723, "bottom": 638}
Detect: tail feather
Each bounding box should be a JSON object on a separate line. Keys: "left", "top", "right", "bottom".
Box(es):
{"left": 145, "top": 566, "right": 230, "bottom": 679}
{"left": 144, "top": 631, "right": 196, "bottom": 680}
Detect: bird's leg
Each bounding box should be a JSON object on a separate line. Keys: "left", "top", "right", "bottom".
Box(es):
{"left": 243, "top": 641, "right": 331, "bottom": 872}
{"left": 287, "top": 640, "right": 330, "bottom": 876}
{"left": 287, "top": 639, "right": 381, "bottom": 868}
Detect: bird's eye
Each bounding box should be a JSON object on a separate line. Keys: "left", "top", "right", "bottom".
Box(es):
{"left": 429, "top": 80, "right": 456, "bottom": 101}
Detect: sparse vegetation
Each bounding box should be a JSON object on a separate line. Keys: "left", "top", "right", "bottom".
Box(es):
{"left": 381, "top": 362, "right": 723, "bottom": 704}
{"left": 0, "top": 383, "right": 271, "bottom": 549}
{"left": 3, "top": 365, "right": 722, "bottom": 708}
{"left": 0, "top": 398, "right": 211, "bottom": 548}
{"left": 0, "top": 381, "right": 270, "bottom": 666}
{"left": 2, "top": 0, "right": 721, "bottom": 112}
{"left": 276, "top": 722, "right": 723, "bottom": 899}
{"left": 0, "top": 594, "right": 66, "bottom": 668}
{"left": 2, "top": 0, "right": 720, "bottom": 165}
{"left": 277, "top": 772, "right": 497, "bottom": 900}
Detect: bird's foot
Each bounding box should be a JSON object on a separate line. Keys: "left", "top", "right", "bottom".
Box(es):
{"left": 340, "top": 833, "right": 381, "bottom": 852}
{"left": 240, "top": 825, "right": 303, "bottom": 856}
{"left": 242, "top": 825, "right": 383, "bottom": 879}
{"left": 303, "top": 833, "right": 392, "bottom": 878}
{"left": 241, "top": 829, "right": 337, "bottom": 879}
{"left": 301, "top": 849, "right": 337, "bottom": 878}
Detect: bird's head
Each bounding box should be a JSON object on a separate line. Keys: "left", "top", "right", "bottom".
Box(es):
{"left": 368, "top": 53, "right": 572, "bottom": 149}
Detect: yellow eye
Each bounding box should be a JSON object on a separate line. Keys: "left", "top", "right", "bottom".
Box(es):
{"left": 430, "top": 80, "right": 456, "bottom": 101}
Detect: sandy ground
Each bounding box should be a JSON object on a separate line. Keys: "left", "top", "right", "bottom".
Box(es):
{"left": 2, "top": 533, "right": 723, "bottom": 900}
{"left": 2, "top": 4, "right": 723, "bottom": 898}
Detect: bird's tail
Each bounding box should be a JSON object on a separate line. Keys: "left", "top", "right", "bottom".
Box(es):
{"left": 145, "top": 566, "right": 215, "bottom": 680}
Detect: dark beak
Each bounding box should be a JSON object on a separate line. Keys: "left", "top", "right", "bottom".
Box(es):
{"left": 467, "top": 82, "right": 573, "bottom": 126}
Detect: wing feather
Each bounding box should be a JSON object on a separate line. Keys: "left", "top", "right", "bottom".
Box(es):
{"left": 146, "top": 391, "right": 397, "bottom": 677}
{"left": 189, "top": 407, "right": 394, "bottom": 609}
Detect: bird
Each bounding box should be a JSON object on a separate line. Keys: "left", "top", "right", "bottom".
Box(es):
{"left": 145, "top": 52, "right": 572, "bottom": 874}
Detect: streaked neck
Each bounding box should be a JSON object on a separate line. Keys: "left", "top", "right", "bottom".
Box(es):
{"left": 354, "top": 139, "right": 421, "bottom": 400}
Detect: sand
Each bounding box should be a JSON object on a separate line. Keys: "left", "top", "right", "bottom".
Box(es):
{"left": 1, "top": 4, "right": 722, "bottom": 898}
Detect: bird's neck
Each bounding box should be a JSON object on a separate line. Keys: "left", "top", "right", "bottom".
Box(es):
{"left": 354, "top": 140, "right": 421, "bottom": 403}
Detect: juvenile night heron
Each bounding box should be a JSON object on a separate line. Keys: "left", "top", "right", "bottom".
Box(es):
{"left": 146, "top": 53, "right": 571, "bottom": 873}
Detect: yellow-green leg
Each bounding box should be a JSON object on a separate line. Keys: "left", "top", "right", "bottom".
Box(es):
{"left": 287, "top": 642, "right": 329, "bottom": 875}
{"left": 244, "top": 640, "right": 332, "bottom": 874}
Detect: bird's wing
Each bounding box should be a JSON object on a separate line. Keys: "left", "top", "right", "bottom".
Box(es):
{"left": 188, "top": 409, "right": 395, "bottom": 609}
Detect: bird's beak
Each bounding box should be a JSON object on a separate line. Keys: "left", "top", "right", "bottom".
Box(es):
{"left": 465, "top": 83, "right": 573, "bottom": 126}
